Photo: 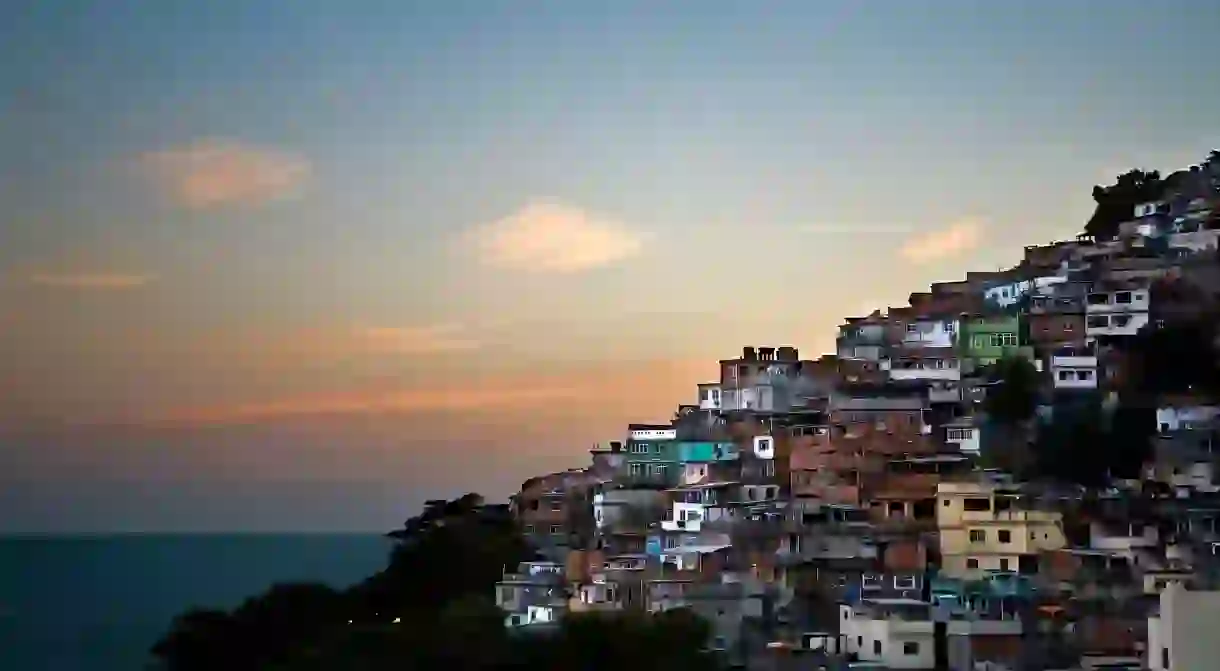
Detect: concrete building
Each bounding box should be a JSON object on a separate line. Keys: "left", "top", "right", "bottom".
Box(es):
{"left": 936, "top": 479, "right": 1066, "bottom": 578}
{"left": 1147, "top": 582, "right": 1220, "bottom": 670}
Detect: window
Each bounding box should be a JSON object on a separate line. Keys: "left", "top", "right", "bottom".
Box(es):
{"left": 873, "top": 640, "right": 882, "bottom": 655}
{"left": 1078, "top": 370, "right": 1093, "bottom": 380}
{"left": 550, "top": 500, "right": 563, "bottom": 512}
{"left": 999, "top": 558, "right": 1010, "bottom": 571}
{"left": 903, "top": 642, "right": 919, "bottom": 655}
{"left": 762, "top": 460, "right": 776, "bottom": 477}
{"left": 631, "top": 442, "right": 651, "bottom": 454}
{"left": 523, "top": 524, "right": 535, "bottom": 533}
{"left": 1088, "top": 316, "right": 1109, "bottom": 328}
{"left": 963, "top": 497, "right": 991, "bottom": 512}
{"left": 652, "top": 464, "right": 667, "bottom": 476}
{"left": 549, "top": 525, "right": 562, "bottom": 534}
{"left": 947, "top": 428, "right": 973, "bottom": 441}
{"left": 894, "top": 575, "right": 916, "bottom": 590}
{"left": 988, "top": 332, "right": 1018, "bottom": 347}
{"left": 906, "top": 323, "right": 918, "bottom": 333}
{"left": 967, "top": 558, "right": 979, "bottom": 569}
{"left": 664, "top": 536, "right": 679, "bottom": 549}
{"left": 862, "top": 574, "right": 881, "bottom": 589}
{"left": 998, "top": 530, "right": 1012, "bottom": 544}
{"left": 1114, "top": 291, "right": 1132, "bottom": 304}
{"left": 945, "top": 321, "right": 956, "bottom": 333}
{"left": 500, "top": 587, "right": 515, "bottom": 603}
{"left": 629, "top": 463, "right": 647, "bottom": 476}
{"left": 970, "top": 529, "right": 986, "bottom": 543}
{"left": 1058, "top": 370, "right": 1071, "bottom": 381}
{"left": 1113, "top": 315, "right": 1132, "bottom": 327}
{"left": 1163, "top": 647, "right": 1170, "bottom": 669}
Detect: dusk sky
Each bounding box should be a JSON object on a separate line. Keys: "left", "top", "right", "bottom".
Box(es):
{"left": 2, "top": 0, "right": 1217, "bottom": 532}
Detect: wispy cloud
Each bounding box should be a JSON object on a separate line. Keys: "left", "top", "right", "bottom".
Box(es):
{"left": 349, "top": 323, "right": 480, "bottom": 355}
{"left": 897, "top": 219, "right": 984, "bottom": 264}
{"left": 139, "top": 139, "right": 311, "bottom": 210}
{"left": 155, "top": 384, "right": 581, "bottom": 426}
{"left": 464, "top": 201, "right": 650, "bottom": 273}
{"left": 145, "top": 358, "right": 710, "bottom": 427}
{"left": 28, "top": 272, "right": 154, "bottom": 290}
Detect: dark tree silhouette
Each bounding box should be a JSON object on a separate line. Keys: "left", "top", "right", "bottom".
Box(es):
{"left": 1084, "top": 169, "right": 1163, "bottom": 240}
{"left": 151, "top": 495, "right": 721, "bottom": 671}
{"left": 983, "top": 356, "right": 1040, "bottom": 425}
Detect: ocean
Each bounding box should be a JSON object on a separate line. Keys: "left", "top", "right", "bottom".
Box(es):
{"left": 0, "top": 533, "right": 391, "bottom": 671}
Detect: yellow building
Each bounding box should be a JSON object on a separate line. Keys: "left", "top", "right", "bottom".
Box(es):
{"left": 936, "top": 480, "right": 1065, "bottom": 578}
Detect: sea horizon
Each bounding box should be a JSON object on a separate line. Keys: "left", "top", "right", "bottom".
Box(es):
{"left": 0, "top": 532, "right": 391, "bottom": 671}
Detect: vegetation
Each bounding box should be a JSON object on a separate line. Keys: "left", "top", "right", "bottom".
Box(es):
{"left": 1084, "top": 168, "right": 1163, "bottom": 240}
{"left": 983, "top": 356, "right": 1040, "bottom": 426}
{"left": 980, "top": 310, "right": 1220, "bottom": 487}
{"left": 151, "top": 495, "right": 721, "bottom": 670}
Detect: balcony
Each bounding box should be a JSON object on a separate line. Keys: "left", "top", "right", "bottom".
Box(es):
{"left": 1052, "top": 354, "right": 1097, "bottom": 368}
{"left": 889, "top": 366, "right": 961, "bottom": 382}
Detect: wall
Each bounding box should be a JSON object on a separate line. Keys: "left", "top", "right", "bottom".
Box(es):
{"left": 1148, "top": 583, "right": 1220, "bottom": 671}
{"left": 839, "top": 607, "right": 936, "bottom": 669}
{"left": 1028, "top": 312, "right": 1085, "bottom": 346}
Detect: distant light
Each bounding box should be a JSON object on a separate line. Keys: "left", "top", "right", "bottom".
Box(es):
{"left": 392, "top": 617, "right": 402, "bottom": 624}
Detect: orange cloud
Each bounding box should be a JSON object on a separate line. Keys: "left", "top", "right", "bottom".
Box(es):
{"left": 148, "top": 358, "right": 712, "bottom": 428}
{"left": 897, "top": 219, "right": 984, "bottom": 264}
{"left": 140, "top": 139, "right": 311, "bottom": 209}
{"left": 28, "top": 272, "right": 154, "bottom": 289}
{"left": 465, "top": 201, "right": 650, "bottom": 273}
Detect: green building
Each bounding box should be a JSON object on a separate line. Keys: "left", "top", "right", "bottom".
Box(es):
{"left": 623, "top": 425, "right": 681, "bottom": 486}
{"left": 959, "top": 313, "right": 1033, "bottom": 368}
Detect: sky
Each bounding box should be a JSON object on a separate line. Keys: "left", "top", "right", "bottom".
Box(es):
{"left": 1, "top": 0, "right": 1217, "bottom": 532}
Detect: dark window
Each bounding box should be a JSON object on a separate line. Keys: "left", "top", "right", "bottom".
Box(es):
{"left": 970, "top": 529, "right": 986, "bottom": 543}
{"left": 1115, "top": 291, "right": 1132, "bottom": 304}
{"left": 1000, "top": 558, "right": 1010, "bottom": 571}
{"left": 998, "top": 530, "right": 1012, "bottom": 543}
{"left": 903, "top": 642, "right": 919, "bottom": 655}
{"left": 963, "top": 498, "right": 991, "bottom": 512}
{"left": 873, "top": 640, "right": 882, "bottom": 654}
{"left": 967, "top": 558, "right": 979, "bottom": 569}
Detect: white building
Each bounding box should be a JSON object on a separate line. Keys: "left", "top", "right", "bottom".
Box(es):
{"left": 1157, "top": 405, "right": 1220, "bottom": 432}
{"left": 1147, "top": 582, "right": 1220, "bottom": 670}
{"left": 984, "top": 276, "right": 1068, "bottom": 308}
{"left": 882, "top": 356, "right": 961, "bottom": 382}
{"left": 1085, "top": 281, "right": 1150, "bottom": 337}
{"left": 900, "top": 318, "right": 959, "bottom": 348}
{"left": 660, "top": 482, "right": 737, "bottom": 532}
{"left": 838, "top": 599, "right": 1022, "bottom": 669}
{"left": 944, "top": 422, "right": 980, "bottom": 455}
{"left": 1050, "top": 345, "right": 1098, "bottom": 390}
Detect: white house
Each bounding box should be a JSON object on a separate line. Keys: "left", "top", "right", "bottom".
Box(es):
{"left": 900, "top": 318, "right": 959, "bottom": 347}
{"left": 1157, "top": 406, "right": 1220, "bottom": 432}
{"left": 1147, "top": 582, "right": 1220, "bottom": 670}
{"left": 1085, "top": 281, "right": 1150, "bottom": 337}
{"left": 697, "top": 383, "right": 722, "bottom": 410}
{"left": 984, "top": 276, "right": 1067, "bottom": 308}
{"left": 660, "top": 482, "right": 736, "bottom": 532}
{"left": 883, "top": 356, "right": 961, "bottom": 382}
{"left": 944, "top": 422, "right": 980, "bottom": 455}
{"left": 1050, "top": 345, "right": 1098, "bottom": 390}
{"left": 838, "top": 599, "right": 1022, "bottom": 669}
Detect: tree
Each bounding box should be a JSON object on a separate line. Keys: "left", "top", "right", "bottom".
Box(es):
{"left": 151, "top": 496, "right": 722, "bottom": 671}
{"left": 1084, "top": 169, "right": 1163, "bottom": 240}
{"left": 983, "top": 356, "right": 1040, "bottom": 426}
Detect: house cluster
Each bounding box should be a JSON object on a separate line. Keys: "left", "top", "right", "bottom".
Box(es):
{"left": 497, "top": 153, "right": 1220, "bottom": 669}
